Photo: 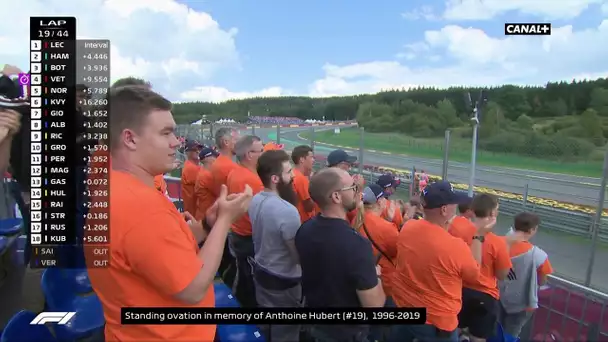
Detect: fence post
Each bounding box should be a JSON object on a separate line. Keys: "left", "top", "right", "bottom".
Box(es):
{"left": 522, "top": 181, "right": 529, "bottom": 208}
{"left": 442, "top": 129, "right": 450, "bottom": 181}
{"left": 410, "top": 166, "right": 416, "bottom": 198}
{"left": 209, "top": 123, "right": 214, "bottom": 139}
{"left": 276, "top": 125, "right": 281, "bottom": 144}
{"left": 358, "top": 127, "right": 365, "bottom": 175}
{"left": 309, "top": 127, "right": 315, "bottom": 150}
{"left": 584, "top": 148, "right": 608, "bottom": 287}
{"left": 252, "top": 126, "right": 256, "bottom": 136}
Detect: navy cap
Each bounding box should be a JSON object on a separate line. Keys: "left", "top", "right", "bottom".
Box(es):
{"left": 421, "top": 181, "right": 470, "bottom": 209}
{"left": 185, "top": 140, "right": 202, "bottom": 151}
{"left": 199, "top": 147, "right": 219, "bottom": 160}
{"left": 376, "top": 174, "right": 401, "bottom": 189}
{"left": 362, "top": 184, "right": 384, "bottom": 204}
{"left": 327, "top": 149, "right": 357, "bottom": 167}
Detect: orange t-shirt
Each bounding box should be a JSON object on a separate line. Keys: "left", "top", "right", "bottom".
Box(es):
{"left": 463, "top": 232, "right": 512, "bottom": 299}
{"left": 87, "top": 149, "right": 110, "bottom": 193}
{"left": 293, "top": 169, "right": 315, "bottom": 223}
{"left": 154, "top": 175, "right": 167, "bottom": 195}
{"left": 353, "top": 211, "right": 399, "bottom": 297}
{"left": 226, "top": 165, "right": 264, "bottom": 236}
{"left": 448, "top": 216, "right": 477, "bottom": 245}
{"left": 382, "top": 201, "right": 403, "bottom": 228}
{"left": 509, "top": 240, "right": 554, "bottom": 310}
{"left": 86, "top": 171, "right": 215, "bottom": 341}
{"left": 392, "top": 219, "right": 480, "bottom": 332}
{"left": 210, "top": 154, "right": 238, "bottom": 197}
{"left": 194, "top": 168, "right": 214, "bottom": 221}
{"left": 181, "top": 160, "right": 200, "bottom": 215}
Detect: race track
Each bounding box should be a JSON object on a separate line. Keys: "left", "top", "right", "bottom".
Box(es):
{"left": 234, "top": 125, "right": 608, "bottom": 291}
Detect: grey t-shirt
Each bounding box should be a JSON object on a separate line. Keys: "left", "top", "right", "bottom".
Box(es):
{"left": 249, "top": 191, "right": 302, "bottom": 278}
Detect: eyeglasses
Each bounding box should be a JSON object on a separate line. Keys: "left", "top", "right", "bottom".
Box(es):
{"left": 329, "top": 183, "right": 358, "bottom": 198}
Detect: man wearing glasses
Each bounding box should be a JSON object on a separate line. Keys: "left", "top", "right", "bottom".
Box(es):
{"left": 295, "top": 168, "right": 386, "bottom": 342}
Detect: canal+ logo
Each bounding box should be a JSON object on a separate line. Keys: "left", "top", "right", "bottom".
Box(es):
{"left": 504, "top": 23, "right": 551, "bottom": 36}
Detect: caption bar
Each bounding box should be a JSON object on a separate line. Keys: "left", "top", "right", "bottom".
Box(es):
{"left": 121, "top": 307, "right": 426, "bottom": 325}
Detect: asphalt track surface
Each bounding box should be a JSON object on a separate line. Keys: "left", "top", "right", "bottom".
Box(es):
{"left": 265, "top": 125, "right": 606, "bottom": 208}
{"left": 233, "top": 125, "right": 608, "bottom": 291}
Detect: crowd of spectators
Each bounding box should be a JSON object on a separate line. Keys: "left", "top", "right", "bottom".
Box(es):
{"left": 247, "top": 116, "right": 305, "bottom": 125}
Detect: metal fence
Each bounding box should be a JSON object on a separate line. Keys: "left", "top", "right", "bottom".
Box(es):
{"left": 269, "top": 125, "right": 607, "bottom": 291}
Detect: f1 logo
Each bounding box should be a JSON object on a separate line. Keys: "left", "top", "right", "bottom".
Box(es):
{"left": 30, "top": 312, "right": 76, "bottom": 325}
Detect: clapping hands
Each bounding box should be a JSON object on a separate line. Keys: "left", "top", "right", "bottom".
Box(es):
{"left": 205, "top": 184, "right": 253, "bottom": 227}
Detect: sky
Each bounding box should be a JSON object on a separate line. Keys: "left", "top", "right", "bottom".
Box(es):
{"left": 1, "top": 0, "right": 607, "bottom": 103}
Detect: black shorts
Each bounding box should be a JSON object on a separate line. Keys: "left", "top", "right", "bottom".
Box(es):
{"left": 458, "top": 288, "right": 498, "bottom": 339}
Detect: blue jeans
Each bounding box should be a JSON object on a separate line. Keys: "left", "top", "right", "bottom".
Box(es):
{"left": 388, "top": 324, "right": 458, "bottom": 342}
{"left": 369, "top": 296, "right": 397, "bottom": 341}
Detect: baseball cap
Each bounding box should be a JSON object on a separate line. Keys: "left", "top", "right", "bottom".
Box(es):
{"left": 376, "top": 174, "right": 401, "bottom": 189}
{"left": 362, "top": 184, "right": 384, "bottom": 204}
{"left": 199, "top": 147, "right": 219, "bottom": 160}
{"left": 421, "top": 181, "right": 470, "bottom": 209}
{"left": 185, "top": 140, "right": 202, "bottom": 151}
{"left": 327, "top": 149, "right": 357, "bottom": 167}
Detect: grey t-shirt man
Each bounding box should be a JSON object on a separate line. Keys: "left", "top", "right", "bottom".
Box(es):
{"left": 249, "top": 191, "right": 302, "bottom": 278}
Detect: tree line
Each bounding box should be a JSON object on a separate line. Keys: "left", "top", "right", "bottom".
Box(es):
{"left": 173, "top": 78, "right": 608, "bottom": 161}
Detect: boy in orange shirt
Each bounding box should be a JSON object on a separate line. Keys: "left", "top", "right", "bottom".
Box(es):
{"left": 291, "top": 145, "right": 316, "bottom": 222}
{"left": 181, "top": 141, "right": 202, "bottom": 215}
{"left": 193, "top": 148, "right": 219, "bottom": 221}
{"left": 458, "top": 194, "right": 512, "bottom": 342}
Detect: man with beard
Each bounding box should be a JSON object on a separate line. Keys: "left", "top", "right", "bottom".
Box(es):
{"left": 296, "top": 168, "right": 386, "bottom": 342}
{"left": 249, "top": 150, "right": 302, "bottom": 342}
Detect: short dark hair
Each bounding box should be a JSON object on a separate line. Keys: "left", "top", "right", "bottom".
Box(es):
{"left": 514, "top": 212, "right": 540, "bottom": 233}
{"left": 257, "top": 150, "right": 291, "bottom": 188}
{"left": 309, "top": 168, "right": 342, "bottom": 208}
{"left": 109, "top": 86, "right": 172, "bottom": 149}
{"left": 471, "top": 193, "right": 499, "bottom": 218}
{"left": 111, "top": 77, "right": 151, "bottom": 89}
{"left": 291, "top": 145, "right": 313, "bottom": 165}
{"left": 458, "top": 198, "right": 473, "bottom": 215}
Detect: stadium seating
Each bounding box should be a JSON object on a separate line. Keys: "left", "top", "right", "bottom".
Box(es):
{"left": 0, "top": 310, "right": 57, "bottom": 342}
{"left": 0, "top": 236, "right": 7, "bottom": 256}
{"left": 40, "top": 268, "right": 104, "bottom": 341}
{"left": 488, "top": 323, "right": 520, "bottom": 342}
{"left": 0, "top": 218, "right": 21, "bottom": 236}
{"left": 213, "top": 283, "right": 266, "bottom": 342}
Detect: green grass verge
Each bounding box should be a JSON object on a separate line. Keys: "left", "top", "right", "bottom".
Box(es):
{"left": 301, "top": 128, "right": 603, "bottom": 177}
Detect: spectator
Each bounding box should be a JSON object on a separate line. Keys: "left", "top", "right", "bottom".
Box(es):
{"left": 499, "top": 212, "right": 553, "bottom": 338}
{"left": 86, "top": 85, "right": 253, "bottom": 341}
{"left": 291, "top": 145, "right": 316, "bottom": 223}
{"left": 389, "top": 181, "right": 494, "bottom": 342}
{"left": 296, "top": 168, "right": 385, "bottom": 341}
{"left": 448, "top": 196, "right": 475, "bottom": 244}
{"left": 250, "top": 150, "right": 302, "bottom": 342}
{"left": 327, "top": 149, "right": 357, "bottom": 172}
{"left": 457, "top": 194, "right": 513, "bottom": 342}
{"left": 194, "top": 148, "right": 219, "bottom": 221}
{"left": 352, "top": 184, "right": 400, "bottom": 341}
{"left": 0, "top": 109, "right": 21, "bottom": 173}
{"left": 227, "top": 135, "right": 265, "bottom": 307}
{"left": 181, "top": 141, "right": 202, "bottom": 215}
{"left": 327, "top": 149, "right": 364, "bottom": 223}
{"left": 210, "top": 127, "right": 240, "bottom": 286}
{"left": 111, "top": 76, "right": 152, "bottom": 89}
{"left": 376, "top": 174, "right": 404, "bottom": 227}
{"left": 263, "top": 141, "right": 284, "bottom": 151}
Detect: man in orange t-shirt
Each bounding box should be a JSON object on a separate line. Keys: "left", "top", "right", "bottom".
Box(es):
{"left": 389, "top": 181, "right": 495, "bottom": 342}
{"left": 181, "top": 141, "right": 202, "bottom": 215}
{"left": 210, "top": 127, "right": 240, "bottom": 198}
{"left": 194, "top": 147, "right": 219, "bottom": 221}
{"left": 86, "top": 86, "right": 253, "bottom": 341}
{"left": 456, "top": 194, "right": 513, "bottom": 342}
{"left": 448, "top": 196, "right": 475, "bottom": 244}
{"left": 291, "top": 145, "right": 316, "bottom": 222}
{"left": 376, "top": 174, "right": 404, "bottom": 227}
{"left": 227, "top": 135, "right": 265, "bottom": 307}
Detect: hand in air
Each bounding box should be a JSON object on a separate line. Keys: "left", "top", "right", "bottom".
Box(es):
{"left": 206, "top": 184, "right": 253, "bottom": 226}
{"left": 474, "top": 215, "right": 497, "bottom": 235}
